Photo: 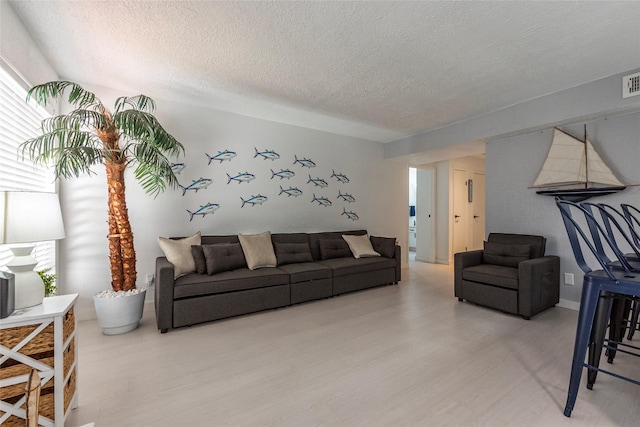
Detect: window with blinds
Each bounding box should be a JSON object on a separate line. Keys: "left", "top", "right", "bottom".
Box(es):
{"left": 0, "top": 63, "right": 57, "bottom": 272}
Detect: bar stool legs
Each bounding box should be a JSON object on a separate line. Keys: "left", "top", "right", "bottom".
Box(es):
{"left": 565, "top": 276, "right": 602, "bottom": 417}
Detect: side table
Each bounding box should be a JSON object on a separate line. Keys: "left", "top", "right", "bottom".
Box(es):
{"left": 0, "top": 293, "right": 78, "bottom": 426}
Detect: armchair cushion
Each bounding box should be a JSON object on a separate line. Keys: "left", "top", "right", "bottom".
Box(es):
{"left": 483, "top": 241, "right": 531, "bottom": 268}
{"left": 463, "top": 264, "right": 519, "bottom": 290}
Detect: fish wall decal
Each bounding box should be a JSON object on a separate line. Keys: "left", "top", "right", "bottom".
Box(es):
{"left": 170, "top": 163, "right": 186, "bottom": 175}
{"left": 179, "top": 177, "right": 213, "bottom": 196}
{"left": 254, "top": 147, "right": 280, "bottom": 161}
{"left": 293, "top": 155, "right": 316, "bottom": 168}
{"left": 311, "top": 194, "right": 332, "bottom": 207}
{"left": 206, "top": 149, "right": 236, "bottom": 165}
{"left": 271, "top": 168, "right": 296, "bottom": 180}
{"left": 241, "top": 194, "right": 268, "bottom": 207}
{"left": 227, "top": 172, "right": 256, "bottom": 184}
{"left": 341, "top": 208, "right": 359, "bottom": 221}
{"left": 337, "top": 190, "right": 356, "bottom": 203}
{"left": 279, "top": 185, "right": 303, "bottom": 197}
{"left": 331, "top": 170, "right": 349, "bottom": 183}
{"left": 307, "top": 175, "right": 328, "bottom": 188}
{"left": 186, "top": 202, "right": 220, "bottom": 221}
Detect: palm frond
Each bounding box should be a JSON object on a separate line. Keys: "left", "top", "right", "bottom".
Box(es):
{"left": 40, "top": 110, "right": 108, "bottom": 134}
{"left": 114, "top": 95, "right": 156, "bottom": 114}
{"left": 27, "top": 81, "right": 106, "bottom": 111}
{"left": 130, "top": 142, "right": 180, "bottom": 197}
{"left": 115, "top": 110, "right": 184, "bottom": 158}
{"left": 20, "top": 130, "right": 103, "bottom": 175}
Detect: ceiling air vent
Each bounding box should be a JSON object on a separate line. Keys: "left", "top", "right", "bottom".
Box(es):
{"left": 622, "top": 72, "right": 640, "bottom": 98}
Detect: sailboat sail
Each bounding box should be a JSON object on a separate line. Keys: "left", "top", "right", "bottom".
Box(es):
{"left": 532, "top": 127, "right": 626, "bottom": 201}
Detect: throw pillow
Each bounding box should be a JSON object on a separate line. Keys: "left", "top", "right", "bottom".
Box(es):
{"left": 274, "top": 242, "right": 313, "bottom": 266}
{"left": 157, "top": 231, "right": 202, "bottom": 278}
{"left": 318, "top": 239, "right": 352, "bottom": 260}
{"left": 238, "top": 231, "right": 277, "bottom": 270}
{"left": 202, "top": 243, "right": 247, "bottom": 275}
{"left": 342, "top": 234, "right": 380, "bottom": 259}
{"left": 483, "top": 241, "right": 531, "bottom": 268}
{"left": 191, "top": 245, "right": 207, "bottom": 274}
{"left": 370, "top": 236, "right": 396, "bottom": 258}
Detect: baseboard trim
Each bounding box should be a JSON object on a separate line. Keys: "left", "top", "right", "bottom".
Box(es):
{"left": 557, "top": 298, "right": 580, "bottom": 311}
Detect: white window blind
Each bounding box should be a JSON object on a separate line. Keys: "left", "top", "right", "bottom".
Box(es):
{"left": 0, "top": 63, "right": 57, "bottom": 272}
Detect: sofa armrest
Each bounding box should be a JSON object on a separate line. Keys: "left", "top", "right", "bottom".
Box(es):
{"left": 394, "top": 244, "right": 402, "bottom": 283}
{"left": 454, "top": 250, "right": 484, "bottom": 298}
{"left": 518, "top": 255, "right": 560, "bottom": 318}
{"left": 155, "top": 257, "right": 175, "bottom": 332}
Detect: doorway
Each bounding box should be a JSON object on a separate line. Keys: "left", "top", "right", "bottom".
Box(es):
{"left": 409, "top": 167, "right": 436, "bottom": 263}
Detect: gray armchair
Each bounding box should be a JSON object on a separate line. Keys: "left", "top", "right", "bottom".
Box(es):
{"left": 454, "top": 233, "right": 560, "bottom": 319}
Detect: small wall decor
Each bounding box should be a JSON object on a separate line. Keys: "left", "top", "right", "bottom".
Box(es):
{"left": 271, "top": 168, "right": 296, "bottom": 180}
{"left": 311, "top": 194, "right": 332, "bottom": 207}
{"left": 179, "top": 177, "right": 213, "bottom": 196}
{"left": 337, "top": 190, "right": 356, "bottom": 203}
{"left": 341, "top": 208, "right": 359, "bottom": 221}
{"left": 254, "top": 147, "right": 280, "bottom": 161}
{"left": 293, "top": 155, "right": 316, "bottom": 168}
{"left": 467, "top": 179, "right": 473, "bottom": 202}
{"left": 241, "top": 194, "right": 268, "bottom": 207}
{"left": 279, "top": 186, "right": 303, "bottom": 197}
{"left": 187, "top": 202, "right": 220, "bottom": 221}
{"left": 226, "top": 171, "right": 256, "bottom": 184}
{"left": 331, "top": 170, "right": 349, "bottom": 183}
{"left": 307, "top": 175, "right": 328, "bottom": 188}
{"left": 170, "top": 163, "right": 186, "bottom": 175}
{"left": 206, "top": 149, "right": 236, "bottom": 164}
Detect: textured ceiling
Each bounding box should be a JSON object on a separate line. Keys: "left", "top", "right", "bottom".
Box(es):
{"left": 9, "top": 1, "right": 640, "bottom": 143}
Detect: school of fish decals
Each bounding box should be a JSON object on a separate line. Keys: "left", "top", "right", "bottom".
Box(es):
{"left": 254, "top": 148, "right": 280, "bottom": 161}
{"left": 206, "top": 150, "right": 236, "bottom": 164}
{"left": 178, "top": 150, "right": 358, "bottom": 221}
{"left": 279, "top": 186, "right": 303, "bottom": 197}
{"left": 187, "top": 202, "right": 220, "bottom": 221}
{"left": 226, "top": 172, "right": 256, "bottom": 184}
{"left": 241, "top": 194, "right": 268, "bottom": 207}
{"left": 179, "top": 178, "right": 213, "bottom": 196}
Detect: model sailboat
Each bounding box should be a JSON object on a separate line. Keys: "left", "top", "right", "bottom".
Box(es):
{"left": 532, "top": 127, "right": 626, "bottom": 202}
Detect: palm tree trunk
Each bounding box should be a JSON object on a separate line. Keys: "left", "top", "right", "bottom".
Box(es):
{"left": 105, "top": 161, "right": 137, "bottom": 291}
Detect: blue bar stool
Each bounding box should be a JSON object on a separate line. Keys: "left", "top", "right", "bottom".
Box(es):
{"left": 556, "top": 200, "right": 640, "bottom": 417}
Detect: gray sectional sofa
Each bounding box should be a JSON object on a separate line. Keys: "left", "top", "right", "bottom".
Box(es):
{"left": 155, "top": 230, "right": 401, "bottom": 333}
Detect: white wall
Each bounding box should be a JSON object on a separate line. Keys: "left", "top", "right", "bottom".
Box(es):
{"left": 57, "top": 83, "right": 408, "bottom": 318}
{"left": 486, "top": 113, "right": 640, "bottom": 307}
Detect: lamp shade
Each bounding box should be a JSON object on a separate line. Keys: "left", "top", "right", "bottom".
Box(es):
{"left": 0, "top": 191, "right": 66, "bottom": 244}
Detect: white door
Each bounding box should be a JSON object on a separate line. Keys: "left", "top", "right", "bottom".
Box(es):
{"left": 471, "top": 172, "right": 486, "bottom": 250}
{"left": 452, "top": 168, "right": 468, "bottom": 255}
{"left": 416, "top": 167, "right": 435, "bottom": 262}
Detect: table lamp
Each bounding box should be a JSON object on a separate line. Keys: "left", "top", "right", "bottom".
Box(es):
{"left": 0, "top": 191, "right": 66, "bottom": 308}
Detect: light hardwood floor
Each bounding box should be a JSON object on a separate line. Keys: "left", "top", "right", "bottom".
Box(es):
{"left": 66, "top": 259, "right": 639, "bottom": 426}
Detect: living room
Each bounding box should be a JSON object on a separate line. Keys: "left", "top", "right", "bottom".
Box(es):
{"left": 1, "top": 1, "right": 640, "bottom": 426}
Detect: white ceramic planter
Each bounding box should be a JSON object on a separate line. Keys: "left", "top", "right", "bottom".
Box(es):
{"left": 93, "top": 289, "right": 146, "bottom": 335}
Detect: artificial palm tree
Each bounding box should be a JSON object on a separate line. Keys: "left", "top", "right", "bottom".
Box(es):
{"left": 21, "top": 81, "right": 184, "bottom": 292}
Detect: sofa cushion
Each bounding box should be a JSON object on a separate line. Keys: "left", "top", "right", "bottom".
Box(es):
{"left": 309, "top": 230, "right": 368, "bottom": 260}
{"left": 173, "top": 267, "right": 289, "bottom": 299}
{"left": 277, "top": 262, "right": 332, "bottom": 283}
{"left": 318, "top": 239, "right": 352, "bottom": 260}
{"left": 483, "top": 241, "right": 531, "bottom": 268}
{"left": 462, "top": 264, "right": 520, "bottom": 290}
{"left": 238, "top": 231, "right": 277, "bottom": 270}
{"left": 343, "top": 234, "right": 380, "bottom": 259}
{"left": 370, "top": 236, "right": 396, "bottom": 258}
{"left": 202, "top": 243, "right": 246, "bottom": 275}
{"left": 318, "top": 257, "right": 396, "bottom": 277}
{"left": 274, "top": 242, "right": 313, "bottom": 266}
{"left": 158, "top": 231, "right": 201, "bottom": 278}
{"left": 191, "top": 245, "right": 207, "bottom": 274}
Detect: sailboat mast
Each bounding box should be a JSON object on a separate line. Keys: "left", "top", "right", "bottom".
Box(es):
{"left": 584, "top": 125, "right": 588, "bottom": 189}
